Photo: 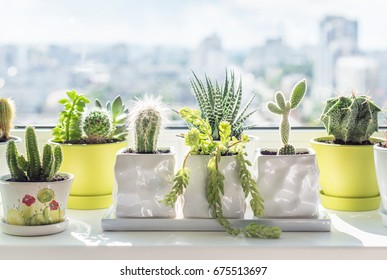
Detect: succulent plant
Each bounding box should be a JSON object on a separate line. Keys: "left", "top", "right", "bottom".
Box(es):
{"left": 267, "top": 79, "right": 307, "bottom": 155}
{"left": 320, "top": 92, "right": 381, "bottom": 144}
{"left": 7, "top": 126, "right": 63, "bottom": 182}
{"left": 95, "top": 95, "right": 129, "bottom": 141}
{"left": 83, "top": 109, "right": 112, "bottom": 144}
{"left": 0, "top": 97, "right": 15, "bottom": 142}
{"left": 129, "top": 95, "right": 164, "bottom": 153}
{"left": 190, "top": 70, "right": 256, "bottom": 140}
{"left": 52, "top": 90, "right": 90, "bottom": 144}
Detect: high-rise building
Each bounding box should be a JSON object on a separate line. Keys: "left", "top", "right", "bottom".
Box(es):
{"left": 314, "top": 16, "right": 358, "bottom": 98}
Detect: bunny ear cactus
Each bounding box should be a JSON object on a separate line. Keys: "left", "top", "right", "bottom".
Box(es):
{"left": 320, "top": 93, "right": 381, "bottom": 144}
{"left": 267, "top": 79, "right": 307, "bottom": 155}
{"left": 6, "top": 126, "right": 63, "bottom": 182}
{"left": 0, "top": 97, "right": 15, "bottom": 142}
{"left": 129, "top": 95, "right": 164, "bottom": 154}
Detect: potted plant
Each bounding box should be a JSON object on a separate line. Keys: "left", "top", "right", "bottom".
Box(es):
{"left": 254, "top": 79, "right": 319, "bottom": 218}
{"left": 114, "top": 95, "right": 176, "bottom": 218}
{"left": 50, "top": 90, "right": 129, "bottom": 209}
{"left": 0, "top": 97, "right": 21, "bottom": 176}
{"left": 374, "top": 132, "right": 387, "bottom": 224}
{"left": 0, "top": 126, "right": 74, "bottom": 236}
{"left": 311, "top": 93, "right": 382, "bottom": 211}
{"left": 160, "top": 71, "right": 280, "bottom": 238}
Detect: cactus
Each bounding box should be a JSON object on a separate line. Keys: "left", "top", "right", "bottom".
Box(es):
{"left": 267, "top": 79, "right": 307, "bottom": 155}
{"left": 95, "top": 95, "right": 129, "bottom": 141}
{"left": 190, "top": 70, "right": 257, "bottom": 140}
{"left": 320, "top": 92, "right": 381, "bottom": 144}
{"left": 0, "top": 97, "right": 15, "bottom": 142}
{"left": 6, "top": 126, "right": 63, "bottom": 182}
{"left": 129, "top": 95, "right": 164, "bottom": 154}
{"left": 83, "top": 109, "right": 113, "bottom": 144}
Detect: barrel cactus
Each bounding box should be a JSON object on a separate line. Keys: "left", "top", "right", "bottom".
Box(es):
{"left": 130, "top": 95, "right": 164, "bottom": 153}
{"left": 267, "top": 79, "right": 307, "bottom": 155}
{"left": 6, "top": 126, "right": 63, "bottom": 182}
{"left": 0, "top": 97, "right": 15, "bottom": 142}
{"left": 320, "top": 93, "right": 381, "bottom": 144}
{"left": 83, "top": 109, "right": 112, "bottom": 144}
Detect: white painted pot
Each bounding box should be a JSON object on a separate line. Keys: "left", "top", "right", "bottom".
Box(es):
{"left": 254, "top": 148, "right": 319, "bottom": 218}
{"left": 0, "top": 136, "right": 22, "bottom": 177}
{"left": 0, "top": 173, "right": 73, "bottom": 227}
{"left": 182, "top": 154, "right": 246, "bottom": 219}
{"left": 374, "top": 144, "right": 387, "bottom": 214}
{"left": 114, "top": 148, "right": 176, "bottom": 218}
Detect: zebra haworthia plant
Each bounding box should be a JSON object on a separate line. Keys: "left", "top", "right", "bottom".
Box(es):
{"left": 320, "top": 92, "right": 381, "bottom": 144}
{"left": 267, "top": 79, "right": 307, "bottom": 155}
{"left": 7, "top": 126, "right": 63, "bottom": 182}
{"left": 190, "top": 70, "right": 257, "bottom": 140}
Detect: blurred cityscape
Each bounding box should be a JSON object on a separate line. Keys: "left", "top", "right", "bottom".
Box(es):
{"left": 0, "top": 15, "right": 386, "bottom": 127}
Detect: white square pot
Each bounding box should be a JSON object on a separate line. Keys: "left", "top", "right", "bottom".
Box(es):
{"left": 182, "top": 154, "right": 246, "bottom": 219}
{"left": 114, "top": 148, "right": 176, "bottom": 218}
{"left": 374, "top": 144, "right": 387, "bottom": 213}
{"left": 254, "top": 148, "right": 319, "bottom": 218}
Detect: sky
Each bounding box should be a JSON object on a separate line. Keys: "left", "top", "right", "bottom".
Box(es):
{"left": 0, "top": 0, "right": 386, "bottom": 50}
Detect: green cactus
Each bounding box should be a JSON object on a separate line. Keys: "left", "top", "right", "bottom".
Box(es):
{"left": 95, "top": 96, "right": 129, "bottom": 141}
{"left": 0, "top": 97, "right": 15, "bottom": 142}
{"left": 267, "top": 79, "right": 307, "bottom": 155}
{"left": 6, "top": 126, "right": 63, "bottom": 182}
{"left": 83, "top": 110, "right": 112, "bottom": 144}
{"left": 320, "top": 93, "right": 381, "bottom": 144}
{"left": 190, "top": 70, "right": 257, "bottom": 140}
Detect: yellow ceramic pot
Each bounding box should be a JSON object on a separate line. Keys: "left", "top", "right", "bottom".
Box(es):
{"left": 50, "top": 140, "right": 127, "bottom": 209}
{"left": 311, "top": 136, "right": 381, "bottom": 211}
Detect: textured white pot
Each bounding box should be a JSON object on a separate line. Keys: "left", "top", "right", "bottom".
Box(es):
{"left": 182, "top": 154, "right": 246, "bottom": 219}
{"left": 254, "top": 148, "right": 319, "bottom": 218}
{"left": 0, "top": 173, "right": 73, "bottom": 226}
{"left": 374, "top": 144, "right": 387, "bottom": 213}
{"left": 0, "top": 136, "right": 22, "bottom": 177}
{"left": 115, "top": 148, "right": 176, "bottom": 218}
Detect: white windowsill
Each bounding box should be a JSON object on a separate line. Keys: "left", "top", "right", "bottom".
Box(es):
{"left": 1, "top": 128, "right": 387, "bottom": 260}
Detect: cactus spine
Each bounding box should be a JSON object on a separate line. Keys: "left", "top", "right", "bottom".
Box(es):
{"left": 6, "top": 126, "right": 63, "bottom": 182}
{"left": 320, "top": 92, "right": 381, "bottom": 144}
{"left": 267, "top": 79, "right": 307, "bottom": 155}
{"left": 0, "top": 97, "right": 15, "bottom": 142}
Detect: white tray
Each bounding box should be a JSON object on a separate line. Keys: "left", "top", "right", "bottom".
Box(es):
{"left": 101, "top": 208, "right": 331, "bottom": 232}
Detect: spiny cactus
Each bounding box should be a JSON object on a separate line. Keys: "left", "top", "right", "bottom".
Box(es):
{"left": 130, "top": 95, "right": 164, "bottom": 153}
{"left": 190, "top": 70, "right": 256, "bottom": 140}
{"left": 0, "top": 97, "right": 15, "bottom": 142}
{"left": 95, "top": 96, "right": 129, "bottom": 141}
{"left": 320, "top": 92, "right": 381, "bottom": 144}
{"left": 267, "top": 79, "right": 307, "bottom": 155}
{"left": 83, "top": 109, "right": 113, "bottom": 144}
{"left": 6, "top": 126, "right": 63, "bottom": 182}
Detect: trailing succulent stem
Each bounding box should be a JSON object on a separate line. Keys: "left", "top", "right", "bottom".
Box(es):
{"left": 7, "top": 126, "right": 63, "bottom": 182}
{"left": 0, "top": 97, "right": 15, "bottom": 142}
{"left": 130, "top": 95, "right": 164, "bottom": 153}
{"left": 320, "top": 92, "right": 381, "bottom": 144}
{"left": 267, "top": 79, "right": 307, "bottom": 155}
{"left": 163, "top": 108, "right": 281, "bottom": 239}
{"left": 190, "top": 70, "right": 257, "bottom": 140}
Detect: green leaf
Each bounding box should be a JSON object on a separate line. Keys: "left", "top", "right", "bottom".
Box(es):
{"left": 290, "top": 79, "right": 307, "bottom": 109}
{"left": 66, "top": 90, "right": 76, "bottom": 100}
{"left": 111, "top": 96, "right": 123, "bottom": 117}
